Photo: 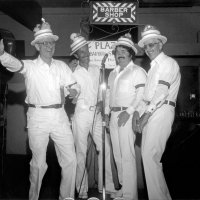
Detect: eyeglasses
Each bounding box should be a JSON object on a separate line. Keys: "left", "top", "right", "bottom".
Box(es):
{"left": 143, "top": 42, "right": 159, "bottom": 50}
{"left": 38, "top": 41, "right": 56, "bottom": 46}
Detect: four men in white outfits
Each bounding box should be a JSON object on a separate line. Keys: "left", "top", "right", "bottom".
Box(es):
{"left": 0, "top": 18, "right": 181, "bottom": 200}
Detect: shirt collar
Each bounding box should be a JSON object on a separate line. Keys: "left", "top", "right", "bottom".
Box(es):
{"left": 36, "top": 55, "right": 54, "bottom": 66}
{"left": 75, "top": 64, "right": 88, "bottom": 72}
{"left": 115, "top": 60, "right": 134, "bottom": 73}
{"left": 150, "top": 52, "right": 165, "bottom": 67}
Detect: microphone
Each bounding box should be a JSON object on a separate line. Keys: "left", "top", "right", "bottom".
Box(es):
{"left": 101, "top": 53, "right": 108, "bottom": 66}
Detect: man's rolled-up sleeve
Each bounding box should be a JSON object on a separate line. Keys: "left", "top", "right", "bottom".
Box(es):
{"left": 126, "top": 69, "right": 147, "bottom": 115}
{"left": 0, "top": 52, "right": 24, "bottom": 72}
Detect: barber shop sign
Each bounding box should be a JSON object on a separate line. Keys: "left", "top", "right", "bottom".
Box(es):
{"left": 90, "top": 1, "right": 137, "bottom": 25}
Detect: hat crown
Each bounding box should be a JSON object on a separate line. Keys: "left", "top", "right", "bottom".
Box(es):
{"left": 118, "top": 33, "right": 133, "bottom": 44}
{"left": 70, "top": 33, "right": 82, "bottom": 42}
{"left": 119, "top": 33, "right": 132, "bottom": 41}
{"left": 33, "top": 18, "right": 53, "bottom": 37}
{"left": 138, "top": 25, "right": 167, "bottom": 48}
{"left": 70, "top": 33, "right": 86, "bottom": 47}
{"left": 70, "top": 33, "right": 88, "bottom": 55}
{"left": 112, "top": 32, "right": 137, "bottom": 54}
{"left": 141, "top": 25, "right": 161, "bottom": 37}
{"left": 31, "top": 18, "right": 58, "bottom": 46}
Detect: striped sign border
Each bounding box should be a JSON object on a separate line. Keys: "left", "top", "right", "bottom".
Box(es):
{"left": 90, "top": 1, "right": 137, "bottom": 25}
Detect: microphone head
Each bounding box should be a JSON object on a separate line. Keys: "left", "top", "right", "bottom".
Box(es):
{"left": 104, "top": 53, "right": 108, "bottom": 58}
{"left": 101, "top": 53, "right": 108, "bottom": 66}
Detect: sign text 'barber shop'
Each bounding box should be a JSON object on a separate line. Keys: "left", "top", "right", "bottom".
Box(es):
{"left": 90, "top": 1, "right": 137, "bottom": 25}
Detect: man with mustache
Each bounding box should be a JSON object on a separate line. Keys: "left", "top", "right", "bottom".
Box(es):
{"left": 105, "top": 33, "right": 147, "bottom": 200}
{"left": 0, "top": 19, "right": 79, "bottom": 200}
{"left": 132, "top": 25, "right": 181, "bottom": 200}
{"left": 69, "top": 33, "right": 116, "bottom": 199}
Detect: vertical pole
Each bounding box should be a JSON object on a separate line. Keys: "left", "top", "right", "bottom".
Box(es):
{"left": 100, "top": 53, "right": 108, "bottom": 200}
{"left": 101, "top": 64, "right": 106, "bottom": 200}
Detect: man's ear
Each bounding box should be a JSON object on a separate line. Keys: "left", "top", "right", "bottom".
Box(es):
{"left": 35, "top": 43, "right": 40, "bottom": 51}
{"left": 74, "top": 53, "right": 78, "bottom": 59}
{"left": 158, "top": 42, "right": 163, "bottom": 50}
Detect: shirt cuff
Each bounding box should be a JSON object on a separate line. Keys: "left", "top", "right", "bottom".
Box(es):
{"left": 105, "top": 107, "right": 110, "bottom": 115}
{"left": 126, "top": 106, "right": 135, "bottom": 115}
{"left": 0, "top": 51, "right": 5, "bottom": 58}
{"left": 72, "top": 83, "right": 80, "bottom": 94}
{"left": 146, "top": 104, "right": 156, "bottom": 113}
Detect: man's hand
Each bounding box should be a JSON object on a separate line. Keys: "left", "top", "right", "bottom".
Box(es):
{"left": 139, "top": 112, "right": 151, "bottom": 132}
{"left": 105, "top": 114, "right": 110, "bottom": 129}
{"left": 132, "top": 111, "right": 141, "bottom": 133}
{"left": 0, "top": 39, "right": 4, "bottom": 56}
{"left": 68, "top": 88, "right": 78, "bottom": 104}
{"left": 96, "top": 101, "right": 103, "bottom": 113}
{"left": 117, "top": 110, "right": 130, "bottom": 127}
{"left": 68, "top": 88, "right": 77, "bottom": 98}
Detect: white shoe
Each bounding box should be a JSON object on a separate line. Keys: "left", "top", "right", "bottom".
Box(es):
{"left": 110, "top": 189, "right": 123, "bottom": 199}
{"left": 110, "top": 193, "right": 116, "bottom": 199}
{"left": 98, "top": 190, "right": 116, "bottom": 195}
{"left": 78, "top": 193, "right": 88, "bottom": 199}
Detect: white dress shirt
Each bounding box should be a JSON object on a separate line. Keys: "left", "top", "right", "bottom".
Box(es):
{"left": 105, "top": 61, "right": 147, "bottom": 115}
{"left": 72, "top": 63, "right": 100, "bottom": 109}
{"left": 138, "top": 52, "right": 181, "bottom": 114}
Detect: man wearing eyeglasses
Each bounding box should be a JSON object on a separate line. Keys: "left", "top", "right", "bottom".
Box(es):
{"left": 0, "top": 19, "right": 79, "bottom": 200}
{"left": 132, "top": 25, "right": 181, "bottom": 200}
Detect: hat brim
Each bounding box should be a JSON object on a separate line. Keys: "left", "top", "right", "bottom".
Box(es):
{"left": 112, "top": 42, "right": 138, "bottom": 54}
{"left": 138, "top": 35, "right": 167, "bottom": 48}
{"left": 70, "top": 41, "right": 90, "bottom": 56}
{"left": 31, "top": 35, "right": 59, "bottom": 46}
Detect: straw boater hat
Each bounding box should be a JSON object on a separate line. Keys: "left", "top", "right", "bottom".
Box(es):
{"left": 31, "top": 18, "right": 59, "bottom": 46}
{"left": 70, "top": 33, "right": 89, "bottom": 55}
{"left": 138, "top": 25, "right": 167, "bottom": 48}
{"left": 112, "top": 33, "right": 138, "bottom": 54}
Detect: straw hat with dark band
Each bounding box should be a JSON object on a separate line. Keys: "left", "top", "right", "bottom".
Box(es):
{"left": 112, "top": 33, "right": 138, "bottom": 54}
{"left": 31, "top": 18, "right": 59, "bottom": 46}
{"left": 138, "top": 25, "right": 167, "bottom": 48}
{"left": 70, "top": 33, "right": 89, "bottom": 55}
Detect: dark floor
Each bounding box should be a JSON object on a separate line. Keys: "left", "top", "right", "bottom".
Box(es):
{"left": 0, "top": 152, "right": 146, "bottom": 200}
{"left": 0, "top": 121, "right": 200, "bottom": 200}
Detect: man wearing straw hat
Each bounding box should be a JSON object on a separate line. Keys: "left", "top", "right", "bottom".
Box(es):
{"left": 69, "top": 33, "right": 116, "bottom": 199}
{"left": 0, "top": 19, "right": 79, "bottom": 200}
{"left": 132, "top": 25, "right": 181, "bottom": 200}
{"left": 105, "top": 33, "right": 147, "bottom": 200}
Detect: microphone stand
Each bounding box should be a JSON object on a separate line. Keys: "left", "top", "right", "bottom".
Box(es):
{"left": 101, "top": 61, "right": 106, "bottom": 200}
{"left": 101, "top": 57, "right": 106, "bottom": 200}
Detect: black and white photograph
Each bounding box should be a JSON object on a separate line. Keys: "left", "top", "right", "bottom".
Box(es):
{"left": 0, "top": 0, "right": 200, "bottom": 200}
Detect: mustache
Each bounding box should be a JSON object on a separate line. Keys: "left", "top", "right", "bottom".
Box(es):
{"left": 81, "top": 55, "right": 89, "bottom": 59}
{"left": 117, "top": 56, "right": 125, "bottom": 59}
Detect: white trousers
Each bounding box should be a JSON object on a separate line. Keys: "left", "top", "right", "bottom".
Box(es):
{"left": 27, "top": 107, "right": 77, "bottom": 200}
{"left": 110, "top": 111, "right": 138, "bottom": 200}
{"left": 72, "top": 107, "right": 116, "bottom": 195}
{"left": 142, "top": 104, "right": 174, "bottom": 200}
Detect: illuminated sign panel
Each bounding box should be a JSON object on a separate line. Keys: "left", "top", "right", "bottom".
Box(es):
{"left": 90, "top": 1, "right": 137, "bottom": 25}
